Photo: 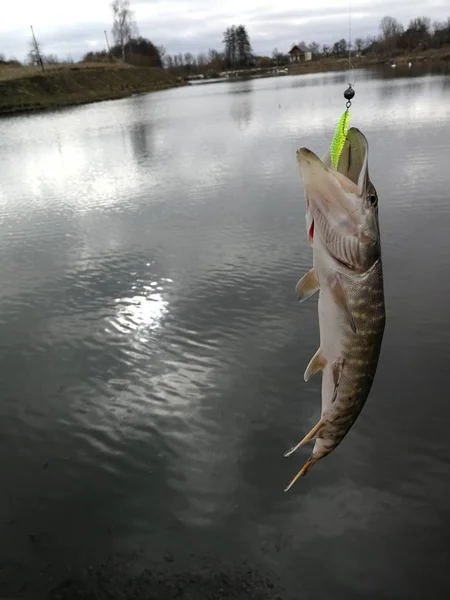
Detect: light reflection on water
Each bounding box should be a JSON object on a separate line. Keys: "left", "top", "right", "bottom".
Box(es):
{"left": 113, "top": 285, "right": 170, "bottom": 335}
{"left": 0, "top": 68, "right": 450, "bottom": 598}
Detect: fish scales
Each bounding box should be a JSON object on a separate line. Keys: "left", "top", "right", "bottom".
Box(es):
{"left": 316, "top": 257, "right": 385, "bottom": 450}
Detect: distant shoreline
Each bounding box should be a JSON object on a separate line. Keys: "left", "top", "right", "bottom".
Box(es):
{"left": 185, "top": 46, "right": 450, "bottom": 83}
{"left": 285, "top": 46, "right": 450, "bottom": 75}
{"left": 0, "top": 46, "right": 448, "bottom": 117}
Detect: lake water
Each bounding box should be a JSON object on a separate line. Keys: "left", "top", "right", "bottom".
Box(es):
{"left": 1, "top": 67, "right": 450, "bottom": 599}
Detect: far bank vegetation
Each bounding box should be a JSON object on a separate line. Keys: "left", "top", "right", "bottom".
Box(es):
{"left": 1, "top": 9, "right": 449, "bottom": 83}
{"left": 161, "top": 15, "right": 450, "bottom": 79}
{"left": 0, "top": 0, "right": 164, "bottom": 81}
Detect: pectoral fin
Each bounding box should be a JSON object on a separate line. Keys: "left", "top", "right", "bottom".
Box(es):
{"left": 330, "top": 274, "right": 356, "bottom": 334}
{"left": 283, "top": 417, "right": 325, "bottom": 457}
{"left": 304, "top": 348, "right": 326, "bottom": 382}
{"left": 295, "top": 268, "right": 319, "bottom": 303}
{"left": 331, "top": 359, "right": 345, "bottom": 403}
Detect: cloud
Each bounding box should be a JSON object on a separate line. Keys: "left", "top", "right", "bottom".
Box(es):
{"left": 0, "top": 0, "right": 448, "bottom": 61}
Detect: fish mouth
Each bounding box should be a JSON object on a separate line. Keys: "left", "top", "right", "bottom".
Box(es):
{"left": 297, "top": 128, "right": 369, "bottom": 192}
{"left": 297, "top": 128, "right": 370, "bottom": 247}
{"left": 335, "top": 127, "right": 369, "bottom": 195}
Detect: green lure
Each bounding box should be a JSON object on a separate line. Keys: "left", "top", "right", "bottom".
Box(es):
{"left": 330, "top": 108, "right": 350, "bottom": 169}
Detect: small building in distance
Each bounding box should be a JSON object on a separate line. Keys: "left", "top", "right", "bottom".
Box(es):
{"left": 288, "top": 43, "right": 312, "bottom": 62}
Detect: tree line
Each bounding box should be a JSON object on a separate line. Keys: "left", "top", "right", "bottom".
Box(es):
{"left": 163, "top": 24, "right": 253, "bottom": 76}
{"left": 2, "top": 0, "right": 163, "bottom": 69}
{"left": 82, "top": 0, "right": 162, "bottom": 67}
{"left": 161, "top": 15, "right": 450, "bottom": 78}
{"left": 305, "top": 15, "right": 450, "bottom": 58}
{"left": 1, "top": 10, "right": 449, "bottom": 73}
{"left": 366, "top": 15, "right": 450, "bottom": 55}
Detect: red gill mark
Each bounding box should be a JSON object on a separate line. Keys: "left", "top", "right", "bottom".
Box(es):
{"left": 309, "top": 220, "right": 315, "bottom": 245}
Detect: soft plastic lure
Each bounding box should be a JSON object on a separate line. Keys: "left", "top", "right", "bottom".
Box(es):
{"left": 330, "top": 84, "right": 355, "bottom": 169}
{"left": 330, "top": 108, "right": 350, "bottom": 169}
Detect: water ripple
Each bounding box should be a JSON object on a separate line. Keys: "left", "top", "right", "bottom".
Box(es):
{"left": 1, "top": 69, "right": 450, "bottom": 598}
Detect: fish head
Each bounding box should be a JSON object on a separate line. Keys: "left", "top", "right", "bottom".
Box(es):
{"left": 297, "top": 127, "right": 380, "bottom": 272}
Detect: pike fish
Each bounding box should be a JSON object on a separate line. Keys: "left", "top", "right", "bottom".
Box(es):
{"left": 284, "top": 127, "right": 385, "bottom": 491}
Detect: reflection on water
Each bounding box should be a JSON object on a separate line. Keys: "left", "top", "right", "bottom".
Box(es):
{"left": 0, "top": 69, "right": 450, "bottom": 598}
{"left": 113, "top": 281, "right": 170, "bottom": 335}
{"left": 123, "top": 92, "right": 158, "bottom": 163}
{"left": 129, "top": 121, "right": 155, "bottom": 162}
{"left": 229, "top": 80, "right": 254, "bottom": 130}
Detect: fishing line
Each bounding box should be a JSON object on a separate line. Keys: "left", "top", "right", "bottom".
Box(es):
{"left": 348, "top": 0, "right": 355, "bottom": 86}
{"left": 330, "top": 0, "right": 355, "bottom": 168}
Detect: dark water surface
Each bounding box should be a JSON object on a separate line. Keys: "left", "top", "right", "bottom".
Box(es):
{"left": 1, "top": 69, "right": 450, "bottom": 599}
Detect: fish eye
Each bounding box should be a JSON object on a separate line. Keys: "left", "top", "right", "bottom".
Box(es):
{"left": 369, "top": 193, "right": 378, "bottom": 206}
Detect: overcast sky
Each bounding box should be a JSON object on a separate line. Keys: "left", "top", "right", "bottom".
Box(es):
{"left": 0, "top": 0, "right": 448, "bottom": 62}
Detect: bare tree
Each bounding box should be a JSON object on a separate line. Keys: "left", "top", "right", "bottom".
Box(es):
{"left": 196, "top": 52, "right": 207, "bottom": 67}
{"left": 45, "top": 53, "right": 59, "bottom": 65}
{"left": 354, "top": 37, "right": 364, "bottom": 52}
{"left": 164, "top": 55, "right": 174, "bottom": 69}
{"left": 111, "top": 0, "right": 138, "bottom": 60}
{"left": 403, "top": 16, "right": 432, "bottom": 51}
{"left": 308, "top": 41, "right": 321, "bottom": 55}
{"left": 379, "top": 16, "right": 404, "bottom": 40}
{"left": 379, "top": 16, "right": 404, "bottom": 53}
{"left": 432, "top": 18, "right": 450, "bottom": 47}
{"left": 407, "top": 16, "right": 431, "bottom": 35}
{"left": 156, "top": 45, "right": 166, "bottom": 59}
{"left": 332, "top": 38, "right": 348, "bottom": 56}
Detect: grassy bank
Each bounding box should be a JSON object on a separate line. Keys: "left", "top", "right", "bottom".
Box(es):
{"left": 0, "top": 63, "right": 187, "bottom": 116}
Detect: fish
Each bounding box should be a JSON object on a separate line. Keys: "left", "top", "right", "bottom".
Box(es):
{"left": 284, "top": 127, "right": 386, "bottom": 491}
